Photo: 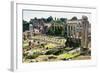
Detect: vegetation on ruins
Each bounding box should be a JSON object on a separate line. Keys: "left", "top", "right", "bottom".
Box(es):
{"left": 22, "top": 16, "right": 91, "bottom": 63}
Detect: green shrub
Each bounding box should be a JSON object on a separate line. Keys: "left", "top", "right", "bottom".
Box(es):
{"left": 45, "top": 49, "right": 63, "bottom": 55}
{"left": 25, "top": 52, "right": 40, "bottom": 59}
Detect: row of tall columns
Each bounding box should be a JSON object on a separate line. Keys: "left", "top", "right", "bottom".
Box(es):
{"left": 65, "top": 16, "right": 89, "bottom": 49}
{"left": 66, "top": 24, "right": 76, "bottom": 38}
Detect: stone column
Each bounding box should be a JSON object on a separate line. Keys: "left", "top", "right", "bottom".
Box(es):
{"left": 69, "top": 26, "right": 71, "bottom": 37}
{"left": 81, "top": 16, "right": 89, "bottom": 52}
{"left": 74, "top": 25, "right": 77, "bottom": 38}
{"left": 67, "top": 25, "right": 69, "bottom": 37}
{"left": 29, "top": 24, "right": 33, "bottom": 39}
{"left": 72, "top": 26, "right": 74, "bottom": 38}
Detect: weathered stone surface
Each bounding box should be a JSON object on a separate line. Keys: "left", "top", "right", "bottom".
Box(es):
{"left": 35, "top": 55, "right": 48, "bottom": 62}
{"left": 81, "top": 16, "right": 89, "bottom": 49}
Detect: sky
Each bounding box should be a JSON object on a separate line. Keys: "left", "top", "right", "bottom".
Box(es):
{"left": 23, "top": 10, "right": 91, "bottom": 22}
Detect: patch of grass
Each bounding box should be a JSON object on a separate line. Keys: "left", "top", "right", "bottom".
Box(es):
{"left": 58, "top": 52, "right": 80, "bottom": 59}
{"left": 23, "top": 43, "right": 28, "bottom": 48}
